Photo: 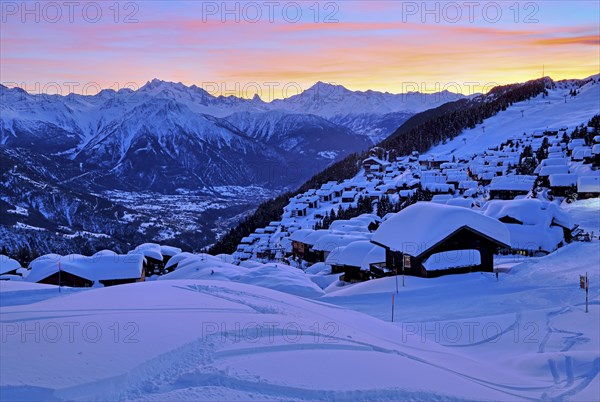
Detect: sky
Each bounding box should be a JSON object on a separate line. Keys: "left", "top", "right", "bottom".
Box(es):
{"left": 1, "top": 1, "right": 599, "bottom": 100}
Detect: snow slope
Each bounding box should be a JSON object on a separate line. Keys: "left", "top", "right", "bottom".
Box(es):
{"left": 2, "top": 198, "right": 598, "bottom": 402}
{"left": 427, "top": 79, "right": 600, "bottom": 158}
{"left": 0, "top": 278, "right": 574, "bottom": 402}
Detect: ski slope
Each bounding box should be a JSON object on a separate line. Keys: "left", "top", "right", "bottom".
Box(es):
{"left": 427, "top": 78, "right": 600, "bottom": 158}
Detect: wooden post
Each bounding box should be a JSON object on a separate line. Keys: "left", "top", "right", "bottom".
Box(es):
{"left": 395, "top": 265, "right": 398, "bottom": 294}
{"left": 391, "top": 293, "right": 395, "bottom": 322}
{"left": 586, "top": 272, "right": 589, "bottom": 313}
{"left": 58, "top": 260, "right": 61, "bottom": 293}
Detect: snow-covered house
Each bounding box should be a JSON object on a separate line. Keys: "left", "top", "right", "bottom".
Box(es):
{"left": 131, "top": 243, "right": 165, "bottom": 276}
{"left": 488, "top": 175, "right": 536, "bottom": 200}
{"left": 577, "top": 175, "right": 600, "bottom": 199}
{"left": 548, "top": 174, "right": 578, "bottom": 197}
{"left": 325, "top": 240, "right": 384, "bottom": 282}
{"left": 0, "top": 255, "right": 22, "bottom": 277}
{"left": 482, "top": 199, "right": 574, "bottom": 255}
{"left": 312, "top": 233, "right": 370, "bottom": 263}
{"left": 371, "top": 202, "right": 510, "bottom": 278}
{"left": 362, "top": 156, "right": 391, "bottom": 173}
{"left": 26, "top": 254, "right": 145, "bottom": 287}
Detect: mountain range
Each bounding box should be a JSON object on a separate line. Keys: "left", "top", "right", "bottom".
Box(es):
{"left": 0, "top": 79, "right": 465, "bottom": 253}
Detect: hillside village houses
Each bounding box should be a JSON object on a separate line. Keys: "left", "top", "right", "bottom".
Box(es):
{"left": 2, "top": 119, "right": 598, "bottom": 287}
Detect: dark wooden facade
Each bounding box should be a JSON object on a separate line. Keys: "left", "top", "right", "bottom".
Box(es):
{"left": 374, "top": 226, "right": 506, "bottom": 278}
{"left": 38, "top": 271, "right": 93, "bottom": 287}
{"left": 489, "top": 189, "right": 530, "bottom": 200}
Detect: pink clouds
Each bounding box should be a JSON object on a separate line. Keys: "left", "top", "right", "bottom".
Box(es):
{"left": 1, "top": 2, "right": 598, "bottom": 98}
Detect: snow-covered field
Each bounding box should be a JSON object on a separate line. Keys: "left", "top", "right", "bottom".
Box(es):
{"left": 1, "top": 200, "right": 598, "bottom": 401}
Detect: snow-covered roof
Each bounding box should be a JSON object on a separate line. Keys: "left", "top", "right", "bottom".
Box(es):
{"left": 360, "top": 244, "right": 386, "bottom": 270}
{"left": 363, "top": 156, "right": 390, "bottom": 166}
{"left": 0, "top": 255, "right": 21, "bottom": 275}
{"left": 26, "top": 254, "right": 144, "bottom": 283}
{"left": 92, "top": 250, "right": 118, "bottom": 257}
{"left": 132, "top": 243, "right": 163, "bottom": 261}
{"left": 578, "top": 175, "right": 600, "bottom": 193}
{"left": 301, "top": 230, "right": 332, "bottom": 246}
{"left": 503, "top": 224, "right": 565, "bottom": 253}
{"left": 312, "top": 234, "right": 370, "bottom": 252}
{"left": 539, "top": 165, "right": 569, "bottom": 177}
{"left": 431, "top": 194, "right": 453, "bottom": 204}
{"left": 326, "top": 240, "right": 382, "bottom": 268}
{"left": 446, "top": 198, "right": 476, "bottom": 208}
{"left": 481, "top": 199, "right": 574, "bottom": 230}
{"left": 160, "top": 245, "right": 182, "bottom": 257}
{"left": 489, "top": 175, "right": 536, "bottom": 192}
{"left": 371, "top": 202, "right": 510, "bottom": 256}
{"left": 165, "top": 252, "right": 196, "bottom": 269}
{"left": 549, "top": 173, "right": 577, "bottom": 188}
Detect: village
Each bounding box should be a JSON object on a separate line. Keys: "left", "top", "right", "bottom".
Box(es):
{"left": 1, "top": 117, "right": 599, "bottom": 289}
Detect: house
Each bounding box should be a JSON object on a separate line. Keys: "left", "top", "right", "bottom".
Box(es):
{"left": 290, "top": 230, "right": 327, "bottom": 262}
{"left": 160, "top": 245, "right": 182, "bottom": 270}
{"left": 132, "top": 243, "right": 165, "bottom": 276}
{"left": 482, "top": 199, "right": 574, "bottom": 255}
{"left": 549, "top": 174, "right": 578, "bottom": 197}
{"left": 26, "top": 254, "right": 145, "bottom": 287}
{"left": 362, "top": 156, "right": 391, "bottom": 173}
{"left": 371, "top": 202, "right": 510, "bottom": 278}
{"left": 0, "top": 255, "right": 22, "bottom": 277}
{"left": 325, "top": 240, "right": 384, "bottom": 282}
{"left": 577, "top": 175, "right": 600, "bottom": 199}
{"left": 341, "top": 191, "right": 357, "bottom": 203}
{"left": 488, "top": 175, "right": 536, "bottom": 200}
{"left": 290, "top": 203, "right": 309, "bottom": 217}
{"left": 538, "top": 165, "right": 569, "bottom": 186}
{"left": 312, "top": 233, "right": 370, "bottom": 263}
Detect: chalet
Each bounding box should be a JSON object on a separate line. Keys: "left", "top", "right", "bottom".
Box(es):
{"left": 567, "top": 139, "right": 586, "bottom": 155}
{"left": 549, "top": 174, "right": 578, "bottom": 197}
{"left": 312, "top": 233, "right": 369, "bottom": 263}
{"left": 482, "top": 199, "right": 574, "bottom": 255}
{"left": 362, "top": 156, "right": 391, "bottom": 173}
{"left": 164, "top": 252, "right": 195, "bottom": 271}
{"left": 132, "top": 243, "right": 165, "bottom": 276}
{"left": 304, "top": 195, "right": 320, "bottom": 209}
{"left": 0, "top": 255, "right": 22, "bottom": 277}
{"left": 293, "top": 230, "right": 331, "bottom": 263}
{"left": 264, "top": 225, "right": 277, "bottom": 234}
{"left": 26, "top": 254, "right": 145, "bottom": 287}
{"left": 488, "top": 175, "right": 536, "bottom": 200}
{"left": 538, "top": 165, "right": 569, "bottom": 186}
{"left": 592, "top": 144, "right": 600, "bottom": 167}
{"left": 534, "top": 158, "right": 568, "bottom": 174}
{"left": 422, "top": 182, "right": 455, "bottom": 194}
{"left": 289, "top": 229, "right": 313, "bottom": 259}
{"left": 341, "top": 191, "right": 357, "bottom": 203}
{"left": 325, "top": 240, "right": 384, "bottom": 282}
{"left": 316, "top": 188, "right": 334, "bottom": 202}
{"left": 577, "top": 175, "right": 600, "bottom": 199}
{"left": 160, "top": 245, "right": 182, "bottom": 270}
{"left": 290, "top": 203, "right": 309, "bottom": 217}
{"left": 371, "top": 203, "right": 510, "bottom": 278}
{"left": 572, "top": 146, "right": 592, "bottom": 162}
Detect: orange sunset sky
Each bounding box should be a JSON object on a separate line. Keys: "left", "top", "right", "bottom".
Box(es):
{"left": 1, "top": 0, "right": 599, "bottom": 99}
